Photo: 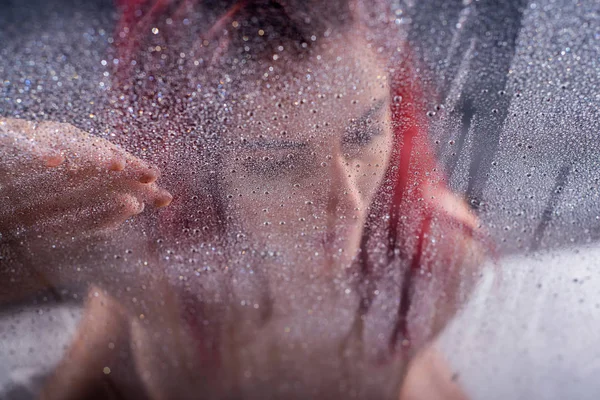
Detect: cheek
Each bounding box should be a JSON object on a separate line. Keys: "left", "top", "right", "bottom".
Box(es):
{"left": 220, "top": 156, "right": 334, "bottom": 246}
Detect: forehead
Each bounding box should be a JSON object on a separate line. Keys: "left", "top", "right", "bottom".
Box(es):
{"left": 223, "top": 36, "right": 390, "bottom": 140}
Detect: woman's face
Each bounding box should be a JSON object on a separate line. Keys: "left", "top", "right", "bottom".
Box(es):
{"left": 163, "top": 32, "right": 399, "bottom": 396}
{"left": 216, "top": 32, "right": 393, "bottom": 276}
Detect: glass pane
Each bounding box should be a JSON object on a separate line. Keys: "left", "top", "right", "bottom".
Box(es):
{"left": 1, "top": 0, "right": 598, "bottom": 399}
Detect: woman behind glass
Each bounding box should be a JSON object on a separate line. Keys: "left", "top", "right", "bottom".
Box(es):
{"left": 0, "top": 0, "right": 484, "bottom": 398}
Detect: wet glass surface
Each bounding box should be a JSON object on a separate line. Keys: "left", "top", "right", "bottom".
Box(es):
{"left": 1, "top": 0, "right": 599, "bottom": 399}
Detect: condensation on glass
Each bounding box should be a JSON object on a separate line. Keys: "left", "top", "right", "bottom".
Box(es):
{"left": 0, "top": 0, "right": 599, "bottom": 399}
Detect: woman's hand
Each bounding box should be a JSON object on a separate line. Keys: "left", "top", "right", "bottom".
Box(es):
{"left": 0, "top": 118, "right": 172, "bottom": 239}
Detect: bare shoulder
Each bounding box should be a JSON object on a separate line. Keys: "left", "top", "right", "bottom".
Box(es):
{"left": 399, "top": 344, "right": 470, "bottom": 400}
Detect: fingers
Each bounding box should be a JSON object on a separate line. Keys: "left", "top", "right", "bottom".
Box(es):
{"left": 2, "top": 153, "right": 162, "bottom": 204}
{"left": 114, "top": 147, "right": 161, "bottom": 184}
{"left": 150, "top": 186, "right": 173, "bottom": 208}
{"left": 59, "top": 193, "right": 144, "bottom": 234}
{"left": 5, "top": 193, "right": 147, "bottom": 238}
{"left": 0, "top": 165, "right": 171, "bottom": 212}
{"left": 1, "top": 119, "right": 74, "bottom": 171}
{"left": 38, "top": 122, "right": 160, "bottom": 184}
{"left": 422, "top": 185, "right": 479, "bottom": 232}
{"left": 0, "top": 163, "right": 171, "bottom": 218}
{"left": 1, "top": 118, "right": 160, "bottom": 185}
{"left": 1, "top": 178, "right": 172, "bottom": 235}
{"left": 0, "top": 118, "right": 172, "bottom": 237}
{"left": 111, "top": 180, "right": 172, "bottom": 209}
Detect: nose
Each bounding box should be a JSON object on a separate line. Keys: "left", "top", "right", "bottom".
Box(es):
{"left": 322, "top": 147, "right": 369, "bottom": 271}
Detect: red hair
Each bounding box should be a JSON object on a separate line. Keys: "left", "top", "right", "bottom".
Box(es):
{"left": 112, "top": 0, "right": 488, "bottom": 359}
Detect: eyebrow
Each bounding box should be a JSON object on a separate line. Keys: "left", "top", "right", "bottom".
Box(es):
{"left": 241, "top": 139, "right": 308, "bottom": 150}
{"left": 242, "top": 98, "right": 388, "bottom": 150}
{"left": 355, "top": 98, "right": 387, "bottom": 123}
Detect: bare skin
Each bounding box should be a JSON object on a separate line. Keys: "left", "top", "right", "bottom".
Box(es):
{"left": 399, "top": 343, "right": 470, "bottom": 400}
{"left": 0, "top": 114, "right": 479, "bottom": 399}
{"left": 0, "top": 33, "right": 482, "bottom": 400}
{"left": 0, "top": 118, "right": 171, "bottom": 238}
{"left": 0, "top": 117, "right": 180, "bottom": 399}
{"left": 0, "top": 117, "right": 172, "bottom": 303}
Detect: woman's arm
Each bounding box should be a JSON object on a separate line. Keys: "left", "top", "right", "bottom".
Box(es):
{"left": 0, "top": 118, "right": 172, "bottom": 303}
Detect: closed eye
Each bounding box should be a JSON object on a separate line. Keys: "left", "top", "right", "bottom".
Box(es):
{"left": 239, "top": 148, "right": 317, "bottom": 179}
{"left": 342, "top": 119, "right": 384, "bottom": 146}
{"left": 342, "top": 99, "right": 388, "bottom": 147}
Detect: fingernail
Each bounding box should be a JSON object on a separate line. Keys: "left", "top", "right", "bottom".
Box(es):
{"left": 139, "top": 171, "right": 158, "bottom": 184}
{"left": 154, "top": 191, "right": 173, "bottom": 208}
{"left": 109, "top": 158, "right": 126, "bottom": 171}
{"left": 44, "top": 153, "right": 65, "bottom": 168}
